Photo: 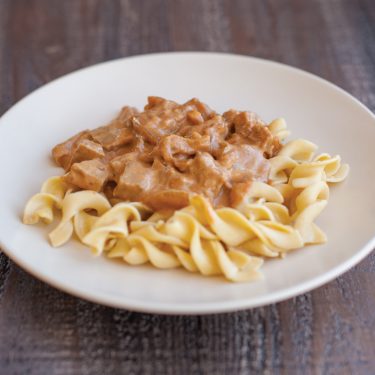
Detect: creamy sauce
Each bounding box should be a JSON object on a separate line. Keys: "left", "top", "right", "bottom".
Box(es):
{"left": 52, "top": 97, "right": 281, "bottom": 210}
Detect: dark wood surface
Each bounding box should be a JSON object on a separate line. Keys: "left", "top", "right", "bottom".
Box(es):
{"left": 1, "top": 0, "right": 374, "bottom": 374}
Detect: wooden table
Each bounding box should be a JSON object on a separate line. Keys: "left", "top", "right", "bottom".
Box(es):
{"left": 0, "top": 1, "right": 374, "bottom": 374}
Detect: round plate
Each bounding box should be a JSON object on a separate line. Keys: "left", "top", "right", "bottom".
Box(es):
{"left": 0, "top": 52, "right": 374, "bottom": 315}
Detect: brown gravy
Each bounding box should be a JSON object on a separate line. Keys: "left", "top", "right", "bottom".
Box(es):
{"left": 52, "top": 97, "right": 281, "bottom": 210}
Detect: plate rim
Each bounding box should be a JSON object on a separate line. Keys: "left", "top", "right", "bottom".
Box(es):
{"left": 0, "top": 51, "right": 374, "bottom": 315}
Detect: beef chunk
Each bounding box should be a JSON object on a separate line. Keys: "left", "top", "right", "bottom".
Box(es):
{"left": 52, "top": 130, "right": 91, "bottom": 170}
{"left": 228, "top": 111, "right": 281, "bottom": 157}
{"left": 64, "top": 159, "right": 109, "bottom": 191}
{"left": 143, "top": 190, "right": 190, "bottom": 211}
{"left": 114, "top": 158, "right": 156, "bottom": 201}
{"left": 89, "top": 106, "right": 138, "bottom": 150}
{"left": 90, "top": 126, "right": 133, "bottom": 150}
{"left": 110, "top": 152, "right": 139, "bottom": 180}
{"left": 190, "top": 152, "right": 230, "bottom": 202}
{"left": 219, "top": 144, "right": 270, "bottom": 182}
{"left": 70, "top": 139, "right": 105, "bottom": 164}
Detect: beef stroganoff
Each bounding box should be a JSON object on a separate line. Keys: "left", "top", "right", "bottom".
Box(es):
{"left": 23, "top": 97, "right": 349, "bottom": 282}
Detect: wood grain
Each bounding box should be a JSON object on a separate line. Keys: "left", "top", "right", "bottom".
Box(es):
{"left": 0, "top": 0, "right": 374, "bottom": 374}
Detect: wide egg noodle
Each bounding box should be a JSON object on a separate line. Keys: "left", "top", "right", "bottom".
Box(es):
{"left": 267, "top": 118, "right": 290, "bottom": 141}
{"left": 107, "top": 212, "right": 263, "bottom": 281}
{"left": 49, "top": 191, "right": 111, "bottom": 247}
{"left": 23, "top": 176, "right": 68, "bottom": 225}
{"left": 80, "top": 202, "right": 151, "bottom": 255}
{"left": 268, "top": 126, "right": 349, "bottom": 247}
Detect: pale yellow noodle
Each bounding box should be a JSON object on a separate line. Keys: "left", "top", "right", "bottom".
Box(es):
{"left": 23, "top": 176, "right": 68, "bottom": 225}
{"left": 49, "top": 191, "right": 111, "bottom": 247}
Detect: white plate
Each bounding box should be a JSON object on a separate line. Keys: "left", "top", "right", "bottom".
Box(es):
{"left": 0, "top": 52, "right": 374, "bottom": 315}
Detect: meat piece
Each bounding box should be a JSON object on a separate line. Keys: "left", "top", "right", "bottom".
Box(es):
{"left": 155, "top": 132, "right": 212, "bottom": 173}
{"left": 52, "top": 130, "right": 91, "bottom": 170}
{"left": 190, "top": 152, "right": 230, "bottom": 203}
{"left": 229, "top": 111, "right": 281, "bottom": 157}
{"left": 132, "top": 106, "right": 185, "bottom": 144}
{"left": 182, "top": 98, "right": 215, "bottom": 120}
{"left": 101, "top": 106, "right": 139, "bottom": 130}
{"left": 152, "top": 159, "right": 194, "bottom": 191}
{"left": 90, "top": 126, "right": 133, "bottom": 150}
{"left": 179, "top": 115, "right": 227, "bottom": 138}
{"left": 110, "top": 152, "right": 139, "bottom": 180}
{"left": 206, "top": 116, "right": 229, "bottom": 140}
{"left": 114, "top": 158, "right": 157, "bottom": 201}
{"left": 145, "top": 97, "right": 214, "bottom": 118}
{"left": 222, "top": 109, "right": 238, "bottom": 124}
{"left": 70, "top": 139, "right": 105, "bottom": 165}
{"left": 178, "top": 115, "right": 229, "bottom": 157}
{"left": 115, "top": 158, "right": 194, "bottom": 210}
{"left": 189, "top": 133, "right": 211, "bottom": 152}
{"left": 145, "top": 96, "right": 178, "bottom": 111}
{"left": 187, "top": 110, "right": 204, "bottom": 125}
{"left": 89, "top": 106, "right": 137, "bottom": 150}
{"left": 244, "top": 125, "right": 281, "bottom": 158}
{"left": 135, "top": 97, "right": 214, "bottom": 144}
{"left": 219, "top": 144, "right": 270, "bottom": 182}
{"left": 219, "top": 144, "right": 270, "bottom": 206}
{"left": 64, "top": 159, "right": 109, "bottom": 192}
{"left": 115, "top": 106, "right": 139, "bottom": 127}
{"left": 143, "top": 190, "right": 190, "bottom": 211}
{"left": 132, "top": 114, "right": 174, "bottom": 144}
{"left": 158, "top": 135, "right": 195, "bottom": 168}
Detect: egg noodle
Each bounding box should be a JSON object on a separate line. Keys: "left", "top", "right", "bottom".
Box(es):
{"left": 23, "top": 118, "right": 349, "bottom": 282}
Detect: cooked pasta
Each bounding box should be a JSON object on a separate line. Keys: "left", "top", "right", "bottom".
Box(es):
{"left": 23, "top": 176, "right": 69, "bottom": 225}
{"left": 23, "top": 116, "right": 349, "bottom": 282}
